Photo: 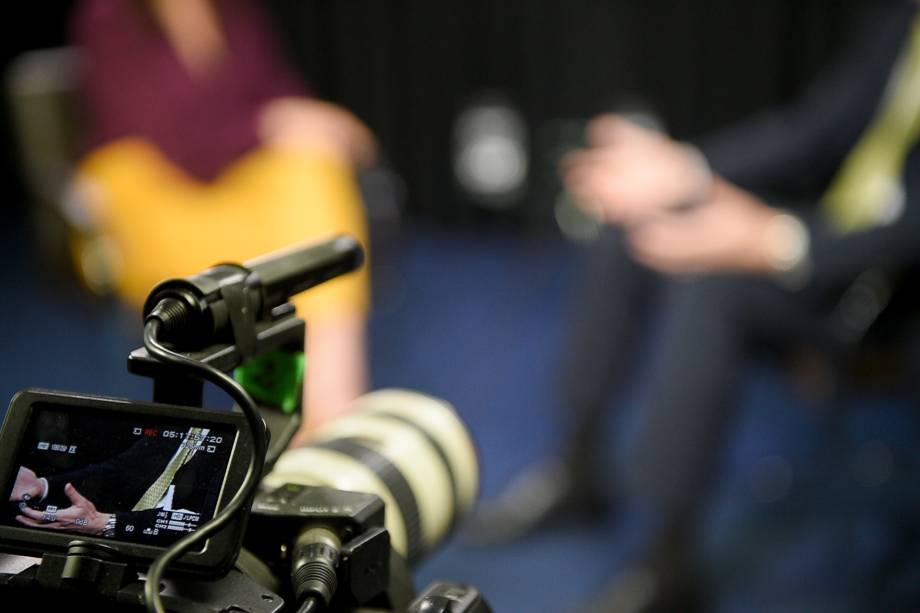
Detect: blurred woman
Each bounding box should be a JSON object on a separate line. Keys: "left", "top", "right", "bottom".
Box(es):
{"left": 70, "top": 0, "right": 377, "bottom": 444}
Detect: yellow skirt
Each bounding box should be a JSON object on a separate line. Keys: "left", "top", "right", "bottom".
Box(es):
{"left": 75, "top": 139, "right": 370, "bottom": 320}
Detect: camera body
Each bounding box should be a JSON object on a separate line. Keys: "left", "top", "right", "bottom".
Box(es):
{"left": 0, "top": 237, "right": 491, "bottom": 612}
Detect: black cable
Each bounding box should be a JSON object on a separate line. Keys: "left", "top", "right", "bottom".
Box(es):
{"left": 296, "top": 595, "right": 321, "bottom": 613}
{"left": 291, "top": 527, "right": 340, "bottom": 609}
{"left": 142, "top": 317, "right": 267, "bottom": 613}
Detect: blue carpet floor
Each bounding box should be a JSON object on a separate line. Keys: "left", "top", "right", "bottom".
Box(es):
{"left": 1, "top": 214, "right": 919, "bottom": 612}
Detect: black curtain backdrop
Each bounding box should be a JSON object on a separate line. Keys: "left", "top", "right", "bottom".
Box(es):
{"left": 266, "top": 0, "right": 879, "bottom": 224}
{"left": 4, "top": 1, "right": 882, "bottom": 224}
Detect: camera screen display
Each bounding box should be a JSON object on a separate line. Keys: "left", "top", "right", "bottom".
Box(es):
{"left": 2, "top": 402, "right": 238, "bottom": 549}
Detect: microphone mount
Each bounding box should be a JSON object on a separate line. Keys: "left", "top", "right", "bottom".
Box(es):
{"left": 142, "top": 235, "right": 364, "bottom": 355}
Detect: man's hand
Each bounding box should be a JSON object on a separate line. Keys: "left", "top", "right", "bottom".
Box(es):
{"left": 10, "top": 466, "right": 44, "bottom": 503}
{"left": 258, "top": 97, "right": 378, "bottom": 168}
{"left": 561, "top": 114, "right": 712, "bottom": 225}
{"left": 16, "top": 483, "right": 112, "bottom": 535}
{"left": 625, "top": 179, "right": 781, "bottom": 275}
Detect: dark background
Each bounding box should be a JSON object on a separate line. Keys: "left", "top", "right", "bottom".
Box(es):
{"left": 3, "top": 0, "right": 877, "bottom": 225}
{"left": 267, "top": 0, "right": 877, "bottom": 222}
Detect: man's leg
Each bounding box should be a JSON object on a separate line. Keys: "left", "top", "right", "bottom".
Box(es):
{"left": 627, "top": 275, "right": 832, "bottom": 520}
{"left": 468, "top": 229, "right": 657, "bottom": 541}
{"left": 600, "top": 274, "right": 833, "bottom": 611}
{"left": 555, "top": 229, "right": 659, "bottom": 492}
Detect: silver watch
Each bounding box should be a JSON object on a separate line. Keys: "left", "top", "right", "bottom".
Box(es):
{"left": 101, "top": 513, "right": 117, "bottom": 538}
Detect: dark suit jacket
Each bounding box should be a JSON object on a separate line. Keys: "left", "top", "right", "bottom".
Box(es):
{"left": 697, "top": 2, "right": 920, "bottom": 292}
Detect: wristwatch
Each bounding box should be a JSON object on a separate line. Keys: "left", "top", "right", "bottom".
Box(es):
{"left": 101, "top": 513, "right": 117, "bottom": 538}
{"left": 764, "top": 212, "right": 811, "bottom": 288}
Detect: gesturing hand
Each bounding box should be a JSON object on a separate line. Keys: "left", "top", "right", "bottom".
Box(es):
{"left": 10, "top": 466, "right": 43, "bottom": 502}
{"left": 626, "top": 180, "right": 781, "bottom": 275}
{"left": 16, "top": 483, "right": 112, "bottom": 535}
{"left": 561, "top": 114, "right": 713, "bottom": 225}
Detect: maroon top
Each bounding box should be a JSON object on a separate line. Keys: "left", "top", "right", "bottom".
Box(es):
{"left": 71, "top": 0, "right": 307, "bottom": 181}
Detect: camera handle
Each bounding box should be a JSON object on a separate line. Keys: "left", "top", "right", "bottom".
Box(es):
{"left": 129, "top": 301, "right": 302, "bottom": 404}
{"left": 134, "top": 236, "right": 364, "bottom": 456}
{"left": 128, "top": 305, "right": 305, "bottom": 468}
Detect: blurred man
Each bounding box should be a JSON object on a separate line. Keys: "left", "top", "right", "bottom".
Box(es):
{"left": 476, "top": 2, "right": 920, "bottom": 610}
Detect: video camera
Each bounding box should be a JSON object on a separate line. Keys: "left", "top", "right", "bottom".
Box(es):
{"left": 0, "top": 236, "right": 492, "bottom": 612}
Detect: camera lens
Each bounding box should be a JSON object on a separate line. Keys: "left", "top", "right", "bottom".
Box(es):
{"left": 263, "top": 389, "right": 479, "bottom": 566}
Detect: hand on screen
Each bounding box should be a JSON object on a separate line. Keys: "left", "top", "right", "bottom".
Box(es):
{"left": 10, "top": 466, "right": 43, "bottom": 502}
{"left": 16, "top": 482, "right": 112, "bottom": 535}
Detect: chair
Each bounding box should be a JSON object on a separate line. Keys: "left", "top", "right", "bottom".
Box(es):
{"left": 5, "top": 46, "right": 121, "bottom": 295}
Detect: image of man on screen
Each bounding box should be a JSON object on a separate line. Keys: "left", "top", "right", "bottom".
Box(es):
{"left": 7, "top": 426, "right": 230, "bottom": 544}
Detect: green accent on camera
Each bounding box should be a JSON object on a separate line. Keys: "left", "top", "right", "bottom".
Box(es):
{"left": 234, "top": 350, "right": 305, "bottom": 414}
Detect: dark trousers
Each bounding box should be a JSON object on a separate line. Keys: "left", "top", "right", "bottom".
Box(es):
{"left": 556, "top": 229, "right": 844, "bottom": 525}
